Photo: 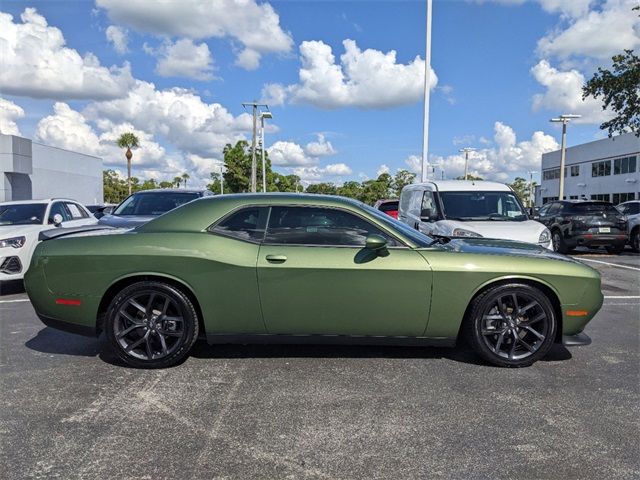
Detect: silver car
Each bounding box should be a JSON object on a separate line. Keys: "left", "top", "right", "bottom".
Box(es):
{"left": 616, "top": 200, "right": 640, "bottom": 252}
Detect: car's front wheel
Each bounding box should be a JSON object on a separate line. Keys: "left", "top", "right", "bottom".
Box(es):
{"left": 105, "top": 281, "right": 199, "bottom": 368}
{"left": 465, "top": 283, "right": 557, "bottom": 367}
{"left": 551, "top": 230, "right": 569, "bottom": 254}
{"left": 631, "top": 227, "right": 640, "bottom": 253}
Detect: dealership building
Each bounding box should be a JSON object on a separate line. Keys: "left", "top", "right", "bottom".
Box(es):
{"left": 537, "top": 132, "right": 639, "bottom": 206}
{"left": 0, "top": 133, "right": 103, "bottom": 204}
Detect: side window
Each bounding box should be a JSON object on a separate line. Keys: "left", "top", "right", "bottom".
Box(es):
{"left": 537, "top": 204, "right": 550, "bottom": 216}
{"left": 409, "top": 190, "right": 423, "bottom": 216}
{"left": 48, "top": 202, "right": 71, "bottom": 224}
{"left": 65, "top": 202, "right": 89, "bottom": 219}
{"left": 547, "top": 203, "right": 560, "bottom": 216}
{"left": 265, "top": 206, "right": 398, "bottom": 247}
{"left": 421, "top": 191, "right": 437, "bottom": 218}
{"left": 210, "top": 207, "right": 268, "bottom": 242}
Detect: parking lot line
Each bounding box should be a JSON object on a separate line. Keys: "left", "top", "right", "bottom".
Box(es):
{"left": 603, "top": 296, "right": 640, "bottom": 299}
{"left": 578, "top": 258, "right": 640, "bottom": 272}
{"left": 0, "top": 298, "right": 30, "bottom": 304}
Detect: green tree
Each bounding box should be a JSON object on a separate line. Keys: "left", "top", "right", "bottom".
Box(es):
{"left": 222, "top": 141, "right": 252, "bottom": 192}
{"left": 116, "top": 132, "right": 140, "bottom": 195}
{"left": 140, "top": 178, "right": 158, "bottom": 190}
{"left": 181, "top": 172, "right": 190, "bottom": 188}
{"left": 336, "top": 181, "right": 363, "bottom": 199}
{"left": 173, "top": 176, "right": 182, "bottom": 188}
{"left": 159, "top": 181, "right": 173, "bottom": 189}
{"left": 455, "top": 174, "right": 484, "bottom": 181}
{"left": 270, "top": 173, "right": 301, "bottom": 192}
{"left": 103, "top": 169, "right": 128, "bottom": 203}
{"left": 358, "top": 173, "right": 393, "bottom": 205}
{"left": 207, "top": 171, "right": 226, "bottom": 194}
{"left": 391, "top": 169, "right": 416, "bottom": 197}
{"left": 305, "top": 183, "right": 338, "bottom": 195}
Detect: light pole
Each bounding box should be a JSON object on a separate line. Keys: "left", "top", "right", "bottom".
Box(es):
{"left": 550, "top": 114, "right": 581, "bottom": 200}
{"left": 458, "top": 147, "right": 475, "bottom": 180}
{"left": 259, "top": 111, "right": 273, "bottom": 193}
{"left": 242, "top": 101, "right": 269, "bottom": 192}
{"left": 527, "top": 170, "right": 537, "bottom": 208}
{"left": 421, "top": 0, "right": 433, "bottom": 183}
{"left": 217, "top": 164, "right": 224, "bottom": 195}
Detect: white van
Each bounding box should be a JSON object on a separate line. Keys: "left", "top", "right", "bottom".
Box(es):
{"left": 398, "top": 180, "right": 552, "bottom": 249}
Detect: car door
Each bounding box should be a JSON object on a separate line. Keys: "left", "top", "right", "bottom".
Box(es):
{"left": 63, "top": 202, "right": 98, "bottom": 227}
{"left": 47, "top": 201, "right": 73, "bottom": 226}
{"left": 257, "top": 205, "right": 433, "bottom": 336}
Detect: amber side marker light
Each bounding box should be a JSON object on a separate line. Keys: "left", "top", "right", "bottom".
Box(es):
{"left": 566, "top": 310, "right": 588, "bottom": 317}
{"left": 56, "top": 298, "right": 82, "bottom": 306}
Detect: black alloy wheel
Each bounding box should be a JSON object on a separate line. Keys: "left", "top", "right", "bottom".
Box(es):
{"left": 466, "top": 283, "right": 557, "bottom": 367}
{"left": 106, "top": 281, "right": 199, "bottom": 368}
{"left": 551, "top": 231, "right": 568, "bottom": 254}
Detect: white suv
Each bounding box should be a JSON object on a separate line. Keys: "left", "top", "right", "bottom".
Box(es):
{"left": 398, "top": 180, "right": 552, "bottom": 249}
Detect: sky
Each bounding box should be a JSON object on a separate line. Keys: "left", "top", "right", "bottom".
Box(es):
{"left": 0, "top": 0, "right": 638, "bottom": 188}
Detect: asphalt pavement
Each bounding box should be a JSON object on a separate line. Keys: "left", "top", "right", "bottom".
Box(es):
{"left": 1, "top": 248, "right": 639, "bottom": 479}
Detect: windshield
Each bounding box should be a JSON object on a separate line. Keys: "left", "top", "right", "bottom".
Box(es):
{"left": 360, "top": 203, "right": 433, "bottom": 247}
{"left": 0, "top": 204, "right": 47, "bottom": 226}
{"left": 439, "top": 191, "right": 527, "bottom": 221}
{"left": 113, "top": 192, "right": 200, "bottom": 216}
{"left": 567, "top": 202, "right": 621, "bottom": 215}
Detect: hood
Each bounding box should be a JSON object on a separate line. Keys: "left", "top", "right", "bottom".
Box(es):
{"left": 439, "top": 237, "right": 576, "bottom": 262}
{"left": 435, "top": 219, "right": 547, "bottom": 243}
{"left": 0, "top": 224, "right": 45, "bottom": 239}
{"left": 98, "top": 214, "right": 155, "bottom": 228}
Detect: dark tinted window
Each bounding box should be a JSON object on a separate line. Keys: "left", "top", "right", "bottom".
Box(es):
{"left": 49, "top": 202, "right": 71, "bottom": 223}
{"left": 265, "top": 206, "right": 397, "bottom": 246}
{"left": 378, "top": 201, "right": 399, "bottom": 213}
{"left": 566, "top": 202, "right": 620, "bottom": 215}
{"left": 114, "top": 192, "right": 200, "bottom": 216}
{"left": 211, "top": 207, "right": 268, "bottom": 242}
{"left": 0, "top": 204, "right": 46, "bottom": 226}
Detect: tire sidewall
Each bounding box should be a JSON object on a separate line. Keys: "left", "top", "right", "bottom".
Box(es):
{"left": 105, "top": 281, "right": 198, "bottom": 368}
{"left": 468, "top": 284, "right": 557, "bottom": 367}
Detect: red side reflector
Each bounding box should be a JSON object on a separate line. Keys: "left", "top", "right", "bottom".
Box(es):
{"left": 566, "top": 310, "right": 588, "bottom": 317}
{"left": 56, "top": 298, "right": 82, "bottom": 306}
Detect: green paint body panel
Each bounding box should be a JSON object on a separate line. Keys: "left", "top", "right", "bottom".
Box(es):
{"left": 24, "top": 193, "right": 603, "bottom": 343}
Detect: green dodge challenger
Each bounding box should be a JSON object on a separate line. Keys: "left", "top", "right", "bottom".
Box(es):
{"left": 24, "top": 194, "right": 603, "bottom": 368}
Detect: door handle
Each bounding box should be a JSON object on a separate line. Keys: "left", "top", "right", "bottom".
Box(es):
{"left": 265, "top": 254, "right": 287, "bottom": 263}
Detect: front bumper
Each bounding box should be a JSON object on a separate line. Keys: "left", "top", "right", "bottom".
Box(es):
{"left": 0, "top": 254, "right": 24, "bottom": 280}
{"left": 562, "top": 332, "right": 592, "bottom": 346}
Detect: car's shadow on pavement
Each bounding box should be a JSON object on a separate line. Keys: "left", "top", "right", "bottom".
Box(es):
{"left": 24, "top": 329, "right": 572, "bottom": 367}
{"left": 0, "top": 280, "right": 25, "bottom": 296}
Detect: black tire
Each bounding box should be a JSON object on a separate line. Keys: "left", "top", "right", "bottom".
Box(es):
{"left": 551, "top": 230, "right": 569, "bottom": 254}
{"left": 464, "top": 283, "right": 557, "bottom": 367}
{"left": 105, "top": 281, "right": 199, "bottom": 368}
{"left": 605, "top": 244, "right": 624, "bottom": 255}
{"left": 631, "top": 228, "right": 640, "bottom": 253}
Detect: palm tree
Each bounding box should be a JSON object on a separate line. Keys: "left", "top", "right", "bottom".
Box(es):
{"left": 116, "top": 132, "right": 140, "bottom": 195}
{"left": 181, "top": 172, "right": 190, "bottom": 188}
{"left": 173, "top": 176, "right": 182, "bottom": 188}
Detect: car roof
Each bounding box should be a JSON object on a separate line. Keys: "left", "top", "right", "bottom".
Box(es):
{"left": 405, "top": 180, "right": 511, "bottom": 192}
{"left": 131, "top": 188, "right": 210, "bottom": 194}
{"left": 0, "top": 198, "right": 82, "bottom": 205}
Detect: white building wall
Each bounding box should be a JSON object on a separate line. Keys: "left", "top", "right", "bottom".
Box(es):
{"left": 539, "top": 133, "right": 640, "bottom": 205}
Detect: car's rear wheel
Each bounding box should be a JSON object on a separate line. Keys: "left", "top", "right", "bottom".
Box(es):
{"left": 465, "top": 283, "right": 557, "bottom": 367}
{"left": 631, "top": 228, "right": 639, "bottom": 253}
{"left": 105, "top": 281, "right": 199, "bottom": 368}
{"left": 551, "top": 230, "right": 569, "bottom": 254}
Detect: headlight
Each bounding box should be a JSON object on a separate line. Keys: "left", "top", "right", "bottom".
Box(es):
{"left": 0, "top": 236, "right": 26, "bottom": 248}
{"left": 452, "top": 228, "right": 483, "bottom": 238}
{"left": 538, "top": 229, "right": 551, "bottom": 245}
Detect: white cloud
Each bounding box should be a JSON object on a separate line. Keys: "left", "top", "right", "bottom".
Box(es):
{"left": 0, "top": 8, "right": 134, "bottom": 100}
{"left": 154, "top": 38, "right": 214, "bottom": 81}
{"left": 260, "top": 83, "right": 287, "bottom": 106}
{"left": 96, "top": 0, "right": 293, "bottom": 69}
{"left": 270, "top": 39, "right": 438, "bottom": 109}
{"left": 0, "top": 98, "right": 24, "bottom": 136}
{"left": 268, "top": 141, "right": 314, "bottom": 167}
{"left": 84, "top": 80, "right": 252, "bottom": 158}
{"left": 105, "top": 25, "right": 128, "bottom": 54}
{"left": 537, "top": 0, "right": 640, "bottom": 60}
{"left": 406, "top": 122, "right": 559, "bottom": 182}
{"left": 530, "top": 60, "right": 612, "bottom": 123}
{"left": 293, "top": 163, "right": 353, "bottom": 183}
{"left": 304, "top": 134, "right": 336, "bottom": 157}
{"left": 376, "top": 164, "right": 390, "bottom": 176}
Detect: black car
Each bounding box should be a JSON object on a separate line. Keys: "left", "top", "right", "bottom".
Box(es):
{"left": 86, "top": 204, "right": 115, "bottom": 219}
{"left": 99, "top": 189, "right": 213, "bottom": 228}
{"left": 535, "top": 200, "right": 628, "bottom": 254}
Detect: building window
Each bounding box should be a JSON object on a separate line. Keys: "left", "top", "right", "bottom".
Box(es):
{"left": 569, "top": 195, "right": 578, "bottom": 199}
{"left": 570, "top": 165, "right": 580, "bottom": 176}
{"left": 542, "top": 167, "right": 567, "bottom": 181}
{"left": 591, "top": 160, "right": 611, "bottom": 177}
{"left": 542, "top": 196, "right": 558, "bottom": 204}
{"left": 613, "top": 156, "right": 637, "bottom": 175}
{"left": 612, "top": 192, "right": 636, "bottom": 204}
{"left": 590, "top": 194, "right": 611, "bottom": 202}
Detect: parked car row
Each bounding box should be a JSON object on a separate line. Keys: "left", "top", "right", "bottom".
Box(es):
{"left": 373, "top": 181, "right": 637, "bottom": 255}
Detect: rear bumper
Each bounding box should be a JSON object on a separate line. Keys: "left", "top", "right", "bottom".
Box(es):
{"left": 562, "top": 332, "right": 591, "bottom": 346}
{"left": 566, "top": 233, "right": 627, "bottom": 248}
{"left": 36, "top": 313, "right": 97, "bottom": 337}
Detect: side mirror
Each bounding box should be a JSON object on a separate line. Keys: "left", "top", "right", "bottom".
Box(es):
{"left": 365, "top": 234, "right": 388, "bottom": 251}
{"left": 52, "top": 213, "right": 63, "bottom": 227}
{"left": 103, "top": 206, "right": 114, "bottom": 215}
{"left": 420, "top": 208, "right": 437, "bottom": 222}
